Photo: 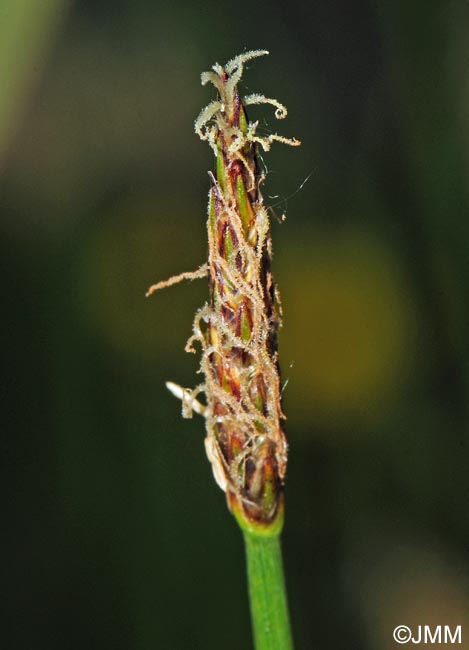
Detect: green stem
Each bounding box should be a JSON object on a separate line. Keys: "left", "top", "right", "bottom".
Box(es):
{"left": 243, "top": 531, "right": 294, "bottom": 650}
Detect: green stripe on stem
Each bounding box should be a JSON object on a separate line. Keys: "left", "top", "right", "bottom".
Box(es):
{"left": 243, "top": 531, "right": 294, "bottom": 650}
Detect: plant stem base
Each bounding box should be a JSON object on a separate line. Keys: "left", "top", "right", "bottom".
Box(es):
{"left": 243, "top": 531, "right": 294, "bottom": 650}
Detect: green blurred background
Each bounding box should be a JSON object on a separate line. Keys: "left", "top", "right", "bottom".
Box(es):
{"left": 3, "top": 1, "right": 469, "bottom": 648}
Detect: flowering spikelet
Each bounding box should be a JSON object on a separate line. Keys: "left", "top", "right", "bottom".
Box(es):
{"left": 148, "top": 50, "right": 300, "bottom": 529}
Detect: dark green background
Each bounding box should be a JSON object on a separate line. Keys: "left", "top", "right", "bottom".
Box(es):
{"left": 3, "top": 1, "right": 469, "bottom": 648}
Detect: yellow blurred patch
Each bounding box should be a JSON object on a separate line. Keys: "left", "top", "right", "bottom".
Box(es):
{"left": 77, "top": 194, "right": 206, "bottom": 364}
{"left": 279, "top": 227, "right": 416, "bottom": 431}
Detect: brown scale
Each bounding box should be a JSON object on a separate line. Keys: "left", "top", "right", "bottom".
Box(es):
{"left": 192, "top": 51, "right": 299, "bottom": 524}
{"left": 147, "top": 51, "right": 299, "bottom": 525}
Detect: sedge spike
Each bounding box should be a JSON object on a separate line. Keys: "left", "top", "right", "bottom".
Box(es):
{"left": 149, "top": 50, "right": 300, "bottom": 532}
